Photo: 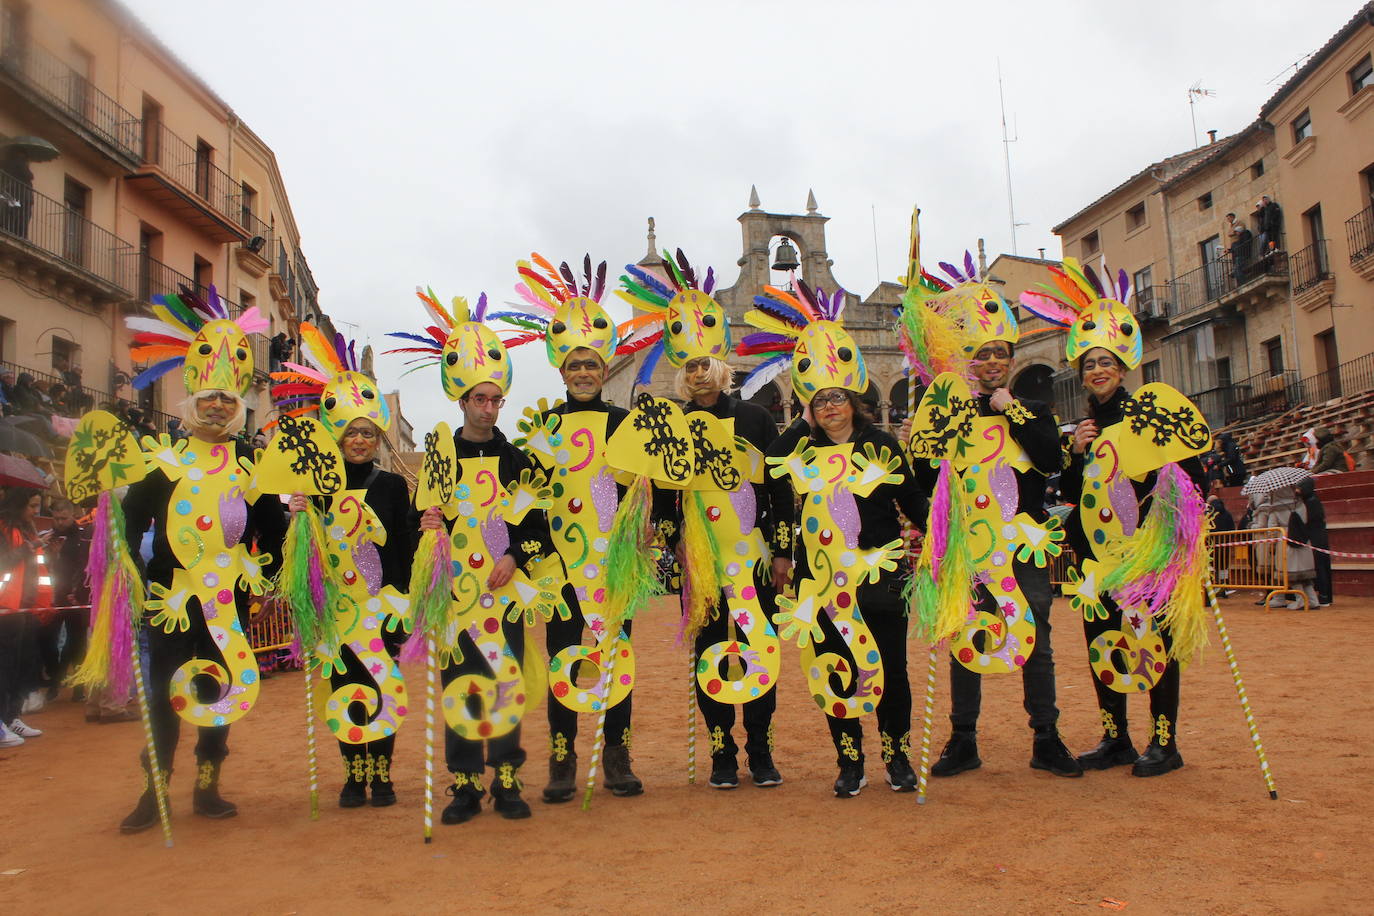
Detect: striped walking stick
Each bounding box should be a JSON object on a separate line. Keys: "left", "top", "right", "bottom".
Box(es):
{"left": 304, "top": 667, "right": 319, "bottom": 820}
{"left": 915, "top": 642, "right": 939, "bottom": 805}
{"left": 582, "top": 633, "right": 619, "bottom": 811}
{"left": 132, "top": 635, "right": 173, "bottom": 847}
{"left": 687, "top": 647, "right": 697, "bottom": 784}
{"left": 423, "top": 638, "right": 437, "bottom": 843}
{"left": 1206, "top": 581, "right": 1278, "bottom": 799}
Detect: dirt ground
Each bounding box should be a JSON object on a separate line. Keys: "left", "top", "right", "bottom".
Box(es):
{"left": 1, "top": 594, "right": 1368, "bottom": 915}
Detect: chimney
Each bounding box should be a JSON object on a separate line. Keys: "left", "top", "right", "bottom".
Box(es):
{"left": 1207, "top": 129, "right": 1218, "bottom": 144}
{"left": 1038, "top": 247, "right": 1046, "bottom": 259}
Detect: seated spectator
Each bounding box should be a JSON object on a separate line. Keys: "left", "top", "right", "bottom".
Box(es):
{"left": 1219, "top": 433, "right": 1248, "bottom": 486}
{"left": 10, "top": 372, "right": 41, "bottom": 415}
{"left": 1306, "top": 427, "right": 1346, "bottom": 474}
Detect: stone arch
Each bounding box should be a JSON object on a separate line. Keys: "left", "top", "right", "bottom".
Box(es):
{"left": 1012, "top": 361, "right": 1055, "bottom": 406}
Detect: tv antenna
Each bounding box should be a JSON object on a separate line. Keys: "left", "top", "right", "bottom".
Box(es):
{"left": 998, "top": 60, "right": 1029, "bottom": 255}
{"left": 1188, "top": 82, "right": 1216, "bottom": 147}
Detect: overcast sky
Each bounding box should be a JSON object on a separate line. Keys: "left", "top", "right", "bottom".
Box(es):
{"left": 127, "top": 0, "right": 1361, "bottom": 436}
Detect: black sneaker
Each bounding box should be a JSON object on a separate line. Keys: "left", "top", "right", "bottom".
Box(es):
{"left": 708, "top": 755, "right": 739, "bottom": 789}
{"left": 833, "top": 763, "right": 866, "bottom": 797}
{"left": 748, "top": 753, "right": 783, "bottom": 788}
{"left": 930, "top": 732, "right": 981, "bottom": 778}
{"left": 885, "top": 756, "right": 917, "bottom": 792}
{"left": 1030, "top": 731, "right": 1084, "bottom": 778}
{"left": 1076, "top": 734, "right": 1139, "bottom": 771}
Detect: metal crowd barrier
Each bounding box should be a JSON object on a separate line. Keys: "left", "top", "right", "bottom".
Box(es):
{"left": 246, "top": 596, "right": 295, "bottom": 655}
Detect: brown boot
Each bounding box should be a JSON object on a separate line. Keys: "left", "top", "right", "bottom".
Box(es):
{"left": 120, "top": 765, "right": 170, "bottom": 834}
{"left": 602, "top": 744, "right": 643, "bottom": 797}
{"left": 543, "top": 752, "right": 577, "bottom": 804}
{"left": 192, "top": 760, "right": 237, "bottom": 819}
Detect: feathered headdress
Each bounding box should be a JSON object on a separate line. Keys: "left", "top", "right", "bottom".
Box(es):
{"left": 614, "top": 249, "right": 728, "bottom": 388}
{"left": 487, "top": 253, "right": 631, "bottom": 369}
{"left": 384, "top": 288, "right": 513, "bottom": 401}
{"left": 271, "top": 324, "right": 392, "bottom": 435}
{"left": 1018, "top": 257, "right": 1142, "bottom": 370}
{"left": 127, "top": 284, "right": 269, "bottom": 395}
{"left": 737, "top": 280, "right": 866, "bottom": 401}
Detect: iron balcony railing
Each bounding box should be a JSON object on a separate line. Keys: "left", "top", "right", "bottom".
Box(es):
{"left": 0, "top": 357, "right": 176, "bottom": 432}
{"left": 1298, "top": 351, "right": 1374, "bottom": 405}
{"left": 0, "top": 36, "right": 141, "bottom": 161}
{"left": 1224, "top": 368, "right": 1301, "bottom": 425}
{"left": 1131, "top": 285, "right": 1175, "bottom": 320}
{"left": 1171, "top": 246, "right": 1289, "bottom": 317}
{"left": 141, "top": 122, "right": 241, "bottom": 224}
{"left": 1290, "top": 240, "right": 1331, "bottom": 295}
{"left": 0, "top": 168, "right": 134, "bottom": 292}
{"left": 1346, "top": 206, "right": 1374, "bottom": 265}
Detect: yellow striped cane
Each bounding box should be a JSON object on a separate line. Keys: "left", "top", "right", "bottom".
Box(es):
{"left": 915, "top": 642, "right": 939, "bottom": 805}
{"left": 424, "top": 638, "right": 437, "bottom": 842}
{"left": 132, "top": 638, "right": 173, "bottom": 847}
{"left": 582, "top": 633, "right": 618, "bottom": 811}
{"left": 687, "top": 649, "right": 697, "bottom": 784}
{"left": 304, "top": 667, "right": 319, "bottom": 820}
{"left": 1206, "top": 581, "right": 1278, "bottom": 799}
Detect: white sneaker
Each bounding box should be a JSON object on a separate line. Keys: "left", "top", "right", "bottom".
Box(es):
{"left": 1284, "top": 599, "right": 1307, "bottom": 610}
{"left": 21, "top": 690, "right": 46, "bottom": 715}
{"left": 9, "top": 718, "right": 42, "bottom": 738}
{"left": 0, "top": 722, "right": 24, "bottom": 748}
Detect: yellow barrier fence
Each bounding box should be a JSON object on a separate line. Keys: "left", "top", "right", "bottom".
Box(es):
{"left": 246, "top": 596, "right": 294, "bottom": 655}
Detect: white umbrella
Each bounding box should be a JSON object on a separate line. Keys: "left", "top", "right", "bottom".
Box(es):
{"left": 1241, "top": 465, "right": 1313, "bottom": 496}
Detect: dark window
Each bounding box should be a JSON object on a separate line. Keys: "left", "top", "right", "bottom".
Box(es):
{"left": 67, "top": 44, "right": 92, "bottom": 116}
{"left": 1305, "top": 204, "right": 1325, "bottom": 246}
{"left": 239, "top": 181, "right": 257, "bottom": 229}
{"left": 1362, "top": 163, "right": 1374, "bottom": 202}
{"left": 1, "top": 2, "right": 29, "bottom": 70}
{"left": 141, "top": 95, "right": 162, "bottom": 162}
{"left": 1264, "top": 336, "right": 1284, "bottom": 375}
{"left": 193, "top": 255, "right": 211, "bottom": 295}
{"left": 195, "top": 139, "right": 213, "bottom": 199}
{"left": 1293, "top": 110, "right": 1313, "bottom": 143}
{"left": 1351, "top": 55, "right": 1373, "bottom": 94}
{"left": 1252, "top": 159, "right": 1265, "bottom": 179}
{"left": 1133, "top": 266, "right": 1154, "bottom": 312}
{"left": 51, "top": 336, "right": 77, "bottom": 373}
{"left": 62, "top": 175, "right": 89, "bottom": 266}
{"left": 1081, "top": 230, "right": 1099, "bottom": 257}
{"left": 1200, "top": 235, "right": 1224, "bottom": 299}
{"left": 1125, "top": 201, "right": 1146, "bottom": 231}
{"left": 138, "top": 225, "right": 161, "bottom": 301}
{"left": 1198, "top": 191, "right": 1213, "bottom": 210}
{"left": 1217, "top": 357, "right": 1232, "bottom": 390}
{"left": 1142, "top": 360, "right": 1161, "bottom": 384}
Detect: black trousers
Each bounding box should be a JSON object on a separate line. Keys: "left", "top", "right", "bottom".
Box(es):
{"left": 444, "top": 615, "right": 527, "bottom": 774}
{"left": 142, "top": 598, "right": 236, "bottom": 772}
{"left": 546, "top": 584, "right": 632, "bottom": 754}
{"left": 948, "top": 560, "right": 1059, "bottom": 734}
{"left": 330, "top": 628, "right": 403, "bottom": 776}
{"left": 0, "top": 610, "right": 40, "bottom": 722}
{"left": 1082, "top": 595, "right": 1180, "bottom": 750}
{"left": 36, "top": 608, "right": 88, "bottom": 689}
{"left": 1314, "top": 548, "right": 1333, "bottom": 604}
{"left": 825, "top": 570, "right": 912, "bottom": 767}
{"left": 693, "top": 583, "right": 778, "bottom": 762}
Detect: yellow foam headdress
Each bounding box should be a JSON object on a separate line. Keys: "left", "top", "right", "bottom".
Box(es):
{"left": 928, "top": 253, "right": 1019, "bottom": 354}
{"left": 495, "top": 254, "right": 620, "bottom": 368}
{"left": 615, "top": 250, "right": 730, "bottom": 384}
{"left": 738, "top": 280, "right": 866, "bottom": 402}
{"left": 271, "top": 324, "right": 392, "bottom": 435}
{"left": 127, "top": 285, "right": 269, "bottom": 395}
{"left": 384, "top": 288, "right": 513, "bottom": 401}
{"left": 1019, "top": 257, "right": 1142, "bottom": 370}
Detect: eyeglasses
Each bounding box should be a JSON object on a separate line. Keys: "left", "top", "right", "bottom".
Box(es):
{"left": 464, "top": 394, "right": 506, "bottom": 408}
{"left": 684, "top": 358, "right": 713, "bottom": 373}
{"left": 342, "top": 426, "right": 379, "bottom": 440}
{"left": 1080, "top": 357, "right": 1122, "bottom": 372}
{"left": 973, "top": 346, "right": 1012, "bottom": 361}
{"left": 812, "top": 391, "right": 850, "bottom": 408}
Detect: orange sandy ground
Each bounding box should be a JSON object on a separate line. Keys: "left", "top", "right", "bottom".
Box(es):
{"left": 1, "top": 595, "right": 1369, "bottom": 915}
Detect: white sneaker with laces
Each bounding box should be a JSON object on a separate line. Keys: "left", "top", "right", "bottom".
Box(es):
{"left": 9, "top": 718, "right": 42, "bottom": 738}
{"left": 21, "top": 690, "right": 46, "bottom": 715}
{"left": 0, "top": 722, "right": 25, "bottom": 748}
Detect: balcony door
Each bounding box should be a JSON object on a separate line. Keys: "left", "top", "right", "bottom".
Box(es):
{"left": 1200, "top": 235, "right": 1225, "bottom": 300}
{"left": 62, "top": 176, "right": 89, "bottom": 268}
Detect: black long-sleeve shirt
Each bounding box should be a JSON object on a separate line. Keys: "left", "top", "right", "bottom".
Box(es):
{"left": 767, "top": 419, "right": 928, "bottom": 578}
{"left": 341, "top": 459, "right": 413, "bottom": 591}
{"left": 1059, "top": 386, "right": 1207, "bottom": 562}
{"left": 123, "top": 438, "right": 287, "bottom": 587}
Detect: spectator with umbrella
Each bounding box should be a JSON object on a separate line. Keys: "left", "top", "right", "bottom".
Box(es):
{"left": 1244, "top": 467, "right": 1319, "bottom": 609}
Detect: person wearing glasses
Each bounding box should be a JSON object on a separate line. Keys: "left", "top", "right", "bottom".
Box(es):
{"left": 748, "top": 286, "right": 927, "bottom": 796}
{"left": 927, "top": 317, "right": 1082, "bottom": 780}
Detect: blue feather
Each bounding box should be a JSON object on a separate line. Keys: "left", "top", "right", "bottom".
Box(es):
{"left": 625, "top": 265, "right": 674, "bottom": 300}
{"left": 131, "top": 357, "right": 184, "bottom": 390}
{"left": 486, "top": 311, "right": 549, "bottom": 327}
{"left": 385, "top": 331, "right": 443, "bottom": 348}
{"left": 752, "top": 294, "right": 809, "bottom": 329}
{"left": 634, "top": 340, "right": 666, "bottom": 388}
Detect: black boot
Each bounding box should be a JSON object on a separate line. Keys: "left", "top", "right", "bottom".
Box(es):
{"left": 1076, "top": 734, "right": 1139, "bottom": 770}
{"left": 192, "top": 759, "right": 237, "bottom": 819}
{"left": 602, "top": 744, "right": 643, "bottom": 797}
{"left": 1030, "top": 730, "right": 1084, "bottom": 777}
{"left": 490, "top": 762, "right": 531, "bottom": 820}
{"left": 1132, "top": 741, "right": 1184, "bottom": 777}
{"left": 543, "top": 752, "right": 577, "bottom": 804}
{"left": 708, "top": 753, "right": 739, "bottom": 790}
{"left": 370, "top": 750, "right": 396, "bottom": 807}
{"left": 931, "top": 731, "right": 981, "bottom": 777}
{"left": 339, "top": 751, "right": 367, "bottom": 808}
{"left": 441, "top": 772, "right": 484, "bottom": 825}
{"left": 833, "top": 762, "right": 866, "bottom": 797}
{"left": 748, "top": 751, "right": 783, "bottom": 788}
{"left": 120, "top": 766, "right": 169, "bottom": 834}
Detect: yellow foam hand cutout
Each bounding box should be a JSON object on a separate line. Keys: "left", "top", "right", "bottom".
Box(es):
{"left": 514, "top": 398, "right": 562, "bottom": 462}
{"left": 64, "top": 410, "right": 149, "bottom": 503}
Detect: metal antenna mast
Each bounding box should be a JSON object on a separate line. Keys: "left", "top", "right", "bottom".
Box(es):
{"left": 998, "top": 61, "right": 1027, "bottom": 255}
{"left": 1188, "top": 81, "right": 1216, "bottom": 147}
